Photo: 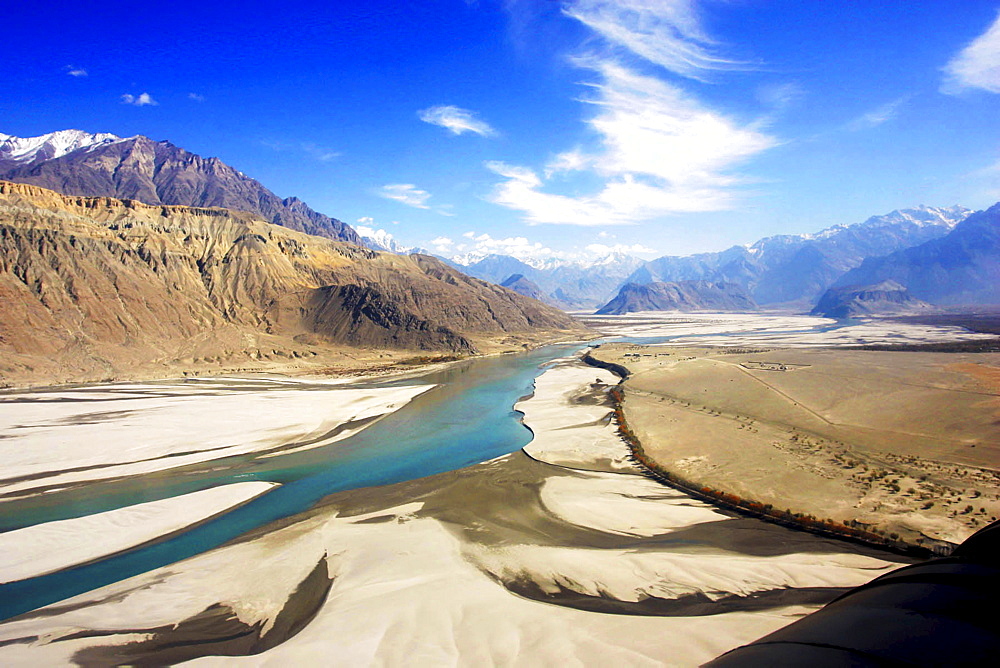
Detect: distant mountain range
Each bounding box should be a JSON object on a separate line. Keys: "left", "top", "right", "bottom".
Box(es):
{"left": 429, "top": 206, "right": 973, "bottom": 313}
{"left": 596, "top": 281, "right": 757, "bottom": 315}
{"left": 625, "top": 206, "right": 970, "bottom": 309}
{"left": 832, "top": 204, "right": 1000, "bottom": 306}
{"left": 451, "top": 252, "right": 647, "bottom": 310}
{"left": 0, "top": 130, "right": 361, "bottom": 245}
{"left": 0, "top": 181, "right": 581, "bottom": 385}
{"left": 5, "top": 131, "right": 997, "bottom": 325}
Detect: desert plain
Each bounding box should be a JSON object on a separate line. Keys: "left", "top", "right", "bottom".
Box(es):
{"left": 585, "top": 313, "right": 1000, "bottom": 549}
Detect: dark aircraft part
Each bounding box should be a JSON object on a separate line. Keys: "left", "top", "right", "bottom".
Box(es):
{"left": 705, "top": 520, "right": 1000, "bottom": 667}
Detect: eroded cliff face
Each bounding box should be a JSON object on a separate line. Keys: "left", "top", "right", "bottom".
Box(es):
{"left": 0, "top": 182, "right": 582, "bottom": 385}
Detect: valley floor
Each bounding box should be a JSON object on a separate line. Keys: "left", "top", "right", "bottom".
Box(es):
{"left": 586, "top": 314, "right": 1000, "bottom": 549}
{"left": 1, "top": 312, "right": 994, "bottom": 665}
{"left": 0, "top": 348, "right": 906, "bottom": 666}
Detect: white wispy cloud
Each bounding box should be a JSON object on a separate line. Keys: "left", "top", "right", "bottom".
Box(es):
{"left": 418, "top": 105, "right": 496, "bottom": 136}
{"left": 486, "top": 61, "right": 776, "bottom": 226}
{"left": 64, "top": 65, "right": 87, "bottom": 77}
{"left": 585, "top": 242, "right": 656, "bottom": 255}
{"left": 544, "top": 149, "right": 592, "bottom": 177}
{"left": 121, "top": 92, "right": 157, "bottom": 106}
{"left": 458, "top": 232, "right": 554, "bottom": 259}
{"left": 445, "top": 230, "right": 657, "bottom": 265}
{"left": 261, "top": 139, "right": 340, "bottom": 162}
{"left": 756, "top": 82, "right": 803, "bottom": 112}
{"left": 379, "top": 184, "right": 432, "bottom": 209}
{"left": 848, "top": 97, "right": 907, "bottom": 131}
{"left": 430, "top": 236, "right": 455, "bottom": 252}
{"left": 562, "top": 0, "right": 751, "bottom": 81}
{"left": 942, "top": 10, "right": 1000, "bottom": 94}
{"left": 301, "top": 143, "right": 340, "bottom": 161}
{"left": 188, "top": 92, "right": 206, "bottom": 102}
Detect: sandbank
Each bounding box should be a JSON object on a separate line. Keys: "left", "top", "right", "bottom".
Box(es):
{"left": 0, "top": 482, "right": 277, "bottom": 584}
{"left": 0, "top": 377, "right": 433, "bottom": 498}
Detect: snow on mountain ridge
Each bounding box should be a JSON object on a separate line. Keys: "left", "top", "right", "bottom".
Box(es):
{"left": 743, "top": 205, "right": 969, "bottom": 252}
{"left": 0, "top": 130, "right": 123, "bottom": 163}
{"left": 450, "top": 250, "right": 642, "bottom": 272}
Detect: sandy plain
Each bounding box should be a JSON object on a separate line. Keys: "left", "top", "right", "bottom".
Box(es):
{"left": 0, "top": 352, "right": 906, "bottom": 666}
{"left": 586, "top": 314, "right": 1000, "bottom": 548}
{"left": 0, "top": 482, "right": 277, "bottom": 584}
{"left": 0, "top": 376, "right": 434, "bottom": 500}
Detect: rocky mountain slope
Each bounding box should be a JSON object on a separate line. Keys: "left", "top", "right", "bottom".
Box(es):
{"left": 832, "top": 204, "right": 1000, "bottom": 306}
{"left": 0, "top": 130, "right": 361, "bottom": 245}
{"left": 810, "top": 280, "right": 931, "bottom": 318}
{"left": 0, "top": 181, "right": 582, "bottom": 386}
{"left": 626, "top": 206, "right": 969, "bottom": 307}
{"left": 500, "top": 274, "right": 545, "bottom": 301}
{"left": 595, "top": 281, "right": 757, "bottom": 315}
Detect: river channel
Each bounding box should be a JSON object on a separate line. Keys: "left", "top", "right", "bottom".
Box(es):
{"left": 2, "top": 313, "right": 948, "bottom": 664}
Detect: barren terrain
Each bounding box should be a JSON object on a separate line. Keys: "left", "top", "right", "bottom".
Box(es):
{"left": 591, "top": 342, "right": 1000, "bottom": 547}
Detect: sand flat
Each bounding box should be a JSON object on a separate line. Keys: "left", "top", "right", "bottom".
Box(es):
{"left": 0, "top": 482, "right": 277, "bottom": 584}
{"left": 579, "top": 311, "right": 995, "bottom": 347}
{"left": 0, "top": 379, "right": 433, "bottom": 497}
{"left": 517, "top": 358, "right": 635, "bottom": 471}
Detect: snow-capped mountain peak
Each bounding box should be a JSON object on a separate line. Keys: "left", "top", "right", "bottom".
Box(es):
{"left": 355, "top": 225, "right": 410, "bottom": 254}
{"left": 0, "top": 129, "right": 123, "bottom": 164}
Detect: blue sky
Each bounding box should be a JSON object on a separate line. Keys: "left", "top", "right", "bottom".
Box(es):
{"left": 4, "top": 0, "right": 1000, "bottom": 262}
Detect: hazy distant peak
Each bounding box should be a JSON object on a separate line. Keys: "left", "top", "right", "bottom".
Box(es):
{"left": 0, "top": 129, "right": 123, "bottom": 163}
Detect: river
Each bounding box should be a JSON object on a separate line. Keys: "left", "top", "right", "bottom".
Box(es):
{"left": 2, "top": 313, "right": 952, "bottom": 663}
{"left": 0, "top": 342, "right": 587, "bottom": 619}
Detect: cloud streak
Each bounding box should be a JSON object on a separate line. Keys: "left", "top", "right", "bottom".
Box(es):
{"left": 301, "top": 143, "right": 340, "bottom": 161}
{"left": 64, "top": 65, "right": 87, "bottom": 77}
{"left": 942, "top": 10, "right": 1000, "bottom": 93}
{"left": 379, "top": 183, "right": 433, "bottom": 209}
{"left": 847, "top": 97, "right": 907, "bottom": 131}
{"left": 562, "top": 0, "right": 752, "bottom": 81}
{"left": 418, "top": 105, "right": 496, "bottom": 136}
{"left": 585, "top": 242, "right": 656, "bottom": 255}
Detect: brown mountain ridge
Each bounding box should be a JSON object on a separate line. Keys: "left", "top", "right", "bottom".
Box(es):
{"left": 0, "top": 133, "right": 361, "bottom": 244}
{"left": 0, "top": 181, "right": 584, "bottom": 386}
